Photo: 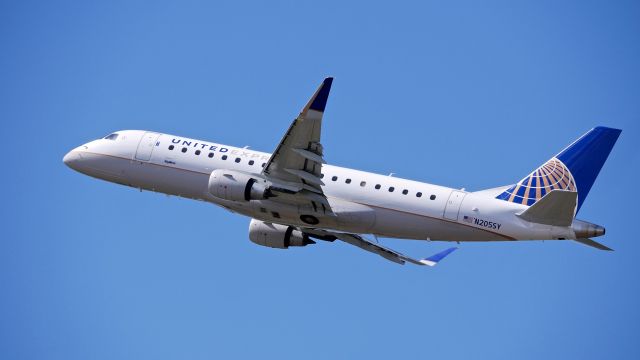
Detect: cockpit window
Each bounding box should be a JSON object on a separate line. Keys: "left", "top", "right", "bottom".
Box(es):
{"left": 104, "top": 133, "right": 119, "bottom": 140}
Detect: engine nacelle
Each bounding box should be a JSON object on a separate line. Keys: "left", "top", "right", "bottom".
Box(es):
{"left": 208, "top": 169, "right": 269, "bottom": 202}
{"left": 249, "top": 219, "right": 315, "bottom": 249}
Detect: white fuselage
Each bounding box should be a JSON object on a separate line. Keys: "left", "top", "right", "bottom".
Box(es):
{"left": 64, "top": 130, "right": 578, "bottom": 243}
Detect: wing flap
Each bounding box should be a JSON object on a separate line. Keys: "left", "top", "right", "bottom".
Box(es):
{"left": 284, "top": 168, "right": 325, "bottom": 187}
{"left": 292, "top": 148, "right": 326, "bottom": 164}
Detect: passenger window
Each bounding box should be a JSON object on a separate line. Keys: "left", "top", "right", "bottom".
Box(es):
{"left": 345, "top": 179, "right": 351, "bottom": 184}
{"left": 168, "top": 145, "right": 174, "bottom": 150}
{"left": 360, "top": 181, "right": 366, "bottom": 187}
{"left": 222, "top": 155, "right": 227, "bottom": 160}
{"left": 331, "top": 176, "right": 338, "bottom": 181}
{"left": 402, "top": 189, "right": 408, "bottom": 195}
{"left": 262, "top": 163, "right": 266, "bottom": 168}
{"left": 320, "top": 173, "right": 324, "bottom": 179}
{"left": 430, "top": 195, "right": 436, "bottom": 200}
{"left": 235, "top": 158, "right": 241, "bottom": 163}
{"left": 181, "top": 147, "right": 187, "bottom": 153}
{"left": 195, "top": 150, "right": 201, "bottom": 155}
{"left": 389, "top": 187, "right": 395, "bottom": 192}
{"left": 416, "top": 192, "right": 422, "bottom": 198}
{"left": 249, "top": 160, "right": 255, "bottom": 165}
{"left": 375, "top": 184, "right": 381, "bottom": 190}
{"left": 208, "top": 152, "right": 214, "bottom": 158}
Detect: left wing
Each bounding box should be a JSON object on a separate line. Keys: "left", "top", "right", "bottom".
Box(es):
{"left": 262, "top": 77, "right": 332, "bottom": 194}
{"left": 304, "top": 228, "right": 458, "bottom": 266}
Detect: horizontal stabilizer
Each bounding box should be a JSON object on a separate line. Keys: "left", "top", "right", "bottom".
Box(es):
{"left": 574, "top": 238, "right": 613, "bottom": 251}
{"left": 516, "top": 190, "right": 577, "bottom": 226}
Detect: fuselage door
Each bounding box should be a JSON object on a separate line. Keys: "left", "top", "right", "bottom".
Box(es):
{"left": 135, "top": 132, "right": 161, "bottom": 161}
{"left": 443, "top": 190, "right": 466, "bottom": 221}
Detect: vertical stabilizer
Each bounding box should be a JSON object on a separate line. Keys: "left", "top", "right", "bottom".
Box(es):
{"left": 496, "top": 127, "right": 621, "bottom": 213}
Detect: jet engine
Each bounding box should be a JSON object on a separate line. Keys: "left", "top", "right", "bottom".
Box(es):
{"left": 208, "top": 169, "right": 269, "bottom": 202}
{"left": 249, "top": 219, "right": 315, "bottom": 249}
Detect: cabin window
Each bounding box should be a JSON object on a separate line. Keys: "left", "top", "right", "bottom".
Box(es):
{"left": 235, "top": 158, "right": 241, "bottom": 163}
{"left": 320, "top": 173, "right": 325, "bottom": 179}
{"left": 389, "top": 187, "right": 395, "bottom": 192}
{"left": 402, "top": 189, "right": 408, "bottom": 195}
{"left": 272, "top": 211, "right": 281, "bottom": 219}
{"left": 249, "top": 160, "right": 255, "bottom": 165}
{"left": 181, "top": 147, "right": 187, "bottom": 153}
{"left": 345, "top": 179, "right": 351, "bottom": 184}
{"left": 331, "top": 176, "right": 338, "bottom": 181}
{"left": 360, "top": 181, "right": 366, "bottom": 187}
{"left": 208, "top": 152, "right": 214, "bottom": 158}
{"left": 262, "top": 163, "right": 266, "bottom": 168}
{"left": 375, "top": 184, "right": 381, "bottom": 190}
{"left": 195, "top": 150, "right": 201, "bottom": 155}
{"left": 168, "top": 145, "right": 174, "bottom": 150}
{"left": 416, "top": 192, "right": 422, "bottom": 198}
{"left": 430, "top": 195, "right": 436, "bottom": 200}
{"left": 222, "top": 155, "right": 227, "bottom": 160}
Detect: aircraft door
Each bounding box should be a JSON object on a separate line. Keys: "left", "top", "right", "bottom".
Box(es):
{"left": 135, "top": 132, "right": 161, "bottom": 161}
{"left": 443, "top": 190, "right": 466, "bottom": 221}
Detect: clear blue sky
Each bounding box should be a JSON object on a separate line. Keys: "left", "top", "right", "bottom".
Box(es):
{"left": 1, "top": 1, "right": 639, "bottom": 359}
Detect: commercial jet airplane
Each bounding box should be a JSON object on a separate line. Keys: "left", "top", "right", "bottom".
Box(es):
{"left": 63, "top": 78, "right": 621, "bottom": 266}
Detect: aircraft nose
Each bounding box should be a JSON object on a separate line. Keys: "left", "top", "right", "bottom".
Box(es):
{"left": 63, "top": 150, "right": 81, "bottom": 170}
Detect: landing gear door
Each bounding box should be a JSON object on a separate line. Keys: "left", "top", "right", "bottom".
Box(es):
{"left": 443, "top": 190, "right": 466, "bottom": 221}
{"left": 135, "top": 132, "right": 161, "bottom": 161}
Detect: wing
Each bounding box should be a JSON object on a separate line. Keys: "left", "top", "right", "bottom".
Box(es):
{"left": 263, "top": 77, "right": 332, "bottom": 194}
{"left": 261, "top": 78, "right": 334, "bottom": 214}
{"left": 303, "top": 228, "right": 458, "bottom": 266}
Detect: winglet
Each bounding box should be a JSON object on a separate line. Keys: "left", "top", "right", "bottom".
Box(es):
{"left": 419, "top": 247, "right": 458, "bottom": 267}
{"left": 304, "top": 77, "right": 334, "bottom": 113}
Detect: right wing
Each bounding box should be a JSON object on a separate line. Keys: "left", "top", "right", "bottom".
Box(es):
{"left": 304, "top": 228, "right": 458, "bottom": 266}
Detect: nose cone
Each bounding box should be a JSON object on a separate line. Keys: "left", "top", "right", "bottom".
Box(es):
{"left": 63, "top": 150, "right": 82, "bottom": 171}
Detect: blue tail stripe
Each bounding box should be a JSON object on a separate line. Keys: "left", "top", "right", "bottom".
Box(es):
{"left": 556, "top": 126, "right": 621, "bottom": 211}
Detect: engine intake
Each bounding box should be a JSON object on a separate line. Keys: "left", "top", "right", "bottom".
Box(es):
{"left": 249, "top": 219, "right": 315, "bottom": 249}
{"left": 208, "top": 169, "right": 269, "bottom": 202}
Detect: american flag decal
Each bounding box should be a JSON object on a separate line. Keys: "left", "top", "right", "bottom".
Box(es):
{"left": 463, "top": 215, "right": 474, "bottom": 224}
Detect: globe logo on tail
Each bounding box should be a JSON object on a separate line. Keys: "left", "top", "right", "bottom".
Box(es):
{"left": 496, "top": 158, "right": 576, "bottom": 206}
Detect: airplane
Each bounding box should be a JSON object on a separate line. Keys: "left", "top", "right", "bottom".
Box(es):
{"left": 63, "top": 77, "right": 621, "bottom": 266}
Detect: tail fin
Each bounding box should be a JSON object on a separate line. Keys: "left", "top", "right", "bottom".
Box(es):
{"left": 496, "top": 126, "right": 621, "bottom": 213}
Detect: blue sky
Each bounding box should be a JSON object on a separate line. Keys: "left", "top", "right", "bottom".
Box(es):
{"left": 1, "top": 1, "right": 639, "bottom": 359}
